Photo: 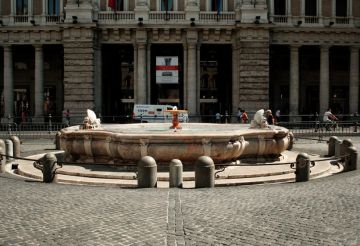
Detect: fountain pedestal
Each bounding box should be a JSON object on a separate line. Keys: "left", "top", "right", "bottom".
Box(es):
{"left": 164, "top": 109, "right": 188, "bottom": 129}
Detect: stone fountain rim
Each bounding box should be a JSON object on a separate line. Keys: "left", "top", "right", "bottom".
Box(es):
{"left": 59, "top": 123, "right": 289, "bottom": 140}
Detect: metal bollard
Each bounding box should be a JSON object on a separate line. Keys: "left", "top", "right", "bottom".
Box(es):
{"left": 9, "top": 135, "right": 21, "bottom": 158}
{"left": 334, "top": 139, "right": 343, "bottom": 158}
{"left": 295, "top": 153, "right": 310, "bottom": 182}
{"left": 287, "top": 132, "right": 294, "bottom": 150}
{"left": 5, "top": 139, "right": 13, "bottom": 163}
{"left": 345, "top": 146, "right": 358, "bottom": 171}
{"left": 55, "top": 132, "right": 61, "bottom": 150}
{"left": 340, "top": 139, "right": 353, "bottom": 157}
{"left": 169, "top": 159, "right": 183, "bottom": 188}
{"left": 195, "top": 156, "right": 215, "bottom": 188}
{"left": 328, "top": 136, "right": 339, "bottom": 156}
{"left": 0, "top": 139, "right": 5, "bottom": 173}
{"left": 137, "top": 156, "right": 157, "bottom": 188}
{"left": 354, "top": 122, "right": 358, "bottom": 133}
{"left": 42, "top": 153, "right": 57, "bottom": 183}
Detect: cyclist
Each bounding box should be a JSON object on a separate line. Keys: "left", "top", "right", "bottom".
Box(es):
{"left": 323, "top": 108, "right": 338, "bottom": 131}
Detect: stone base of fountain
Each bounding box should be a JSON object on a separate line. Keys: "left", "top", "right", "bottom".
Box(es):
{"left": 59, "top": 123, "right": 292, "bottom": 165}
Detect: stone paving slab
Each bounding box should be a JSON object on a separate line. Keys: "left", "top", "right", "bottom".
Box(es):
{"left": 0, "top": 136, "right": 359, "bottom": 245}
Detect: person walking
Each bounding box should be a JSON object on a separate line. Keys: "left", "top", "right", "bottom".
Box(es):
{"left": 241, "top": 109, "right": 248, "bottom": 123}
{"left": 266, "top": 109, "right": 274, "bottom": 125}
{"left": 237, "top": 108, "right": 242, "bottom": 123}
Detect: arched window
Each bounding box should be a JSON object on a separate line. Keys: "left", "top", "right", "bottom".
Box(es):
{"left": 108, "top": 0, "right": 124, "bottom": 11}
{"left": 48, "top": 0, "right": 60, "bottom": 15}
{"left": 161, "top": 0, "right": 174, "bottom": 11}
{"left": 16, "top": 0, "right": 28, "bottom": 15}
{"left": 274, "top": 0, "right": 286, "bottom": 15}
{"left": 305, "top": 0, "right": 317, "bottom": 16}
{"left": 210, "top": 0, "right": 223, "bottom": 12}
{"left": 336, "top": 0, "right": 347, "bottom": 17}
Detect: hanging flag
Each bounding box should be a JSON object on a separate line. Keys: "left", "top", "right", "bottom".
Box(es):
{"left": 108, "top": 0, "right": 116, "bottom": 10}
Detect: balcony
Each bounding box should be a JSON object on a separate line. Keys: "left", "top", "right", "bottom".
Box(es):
{"left": 304, "top": 16, "right": 319, "bottom": 24}
{"left": 14, "top": 15, "right": 29, "bottom": 23}
{"left": 98, "top": 11, "right": 135, "bottom": 23}
{"left": 149, "top": 11, "right": 186, "bottom": 22}
{"left": 199, "top": 12, "right": 236, "bottom": 24}
{"left": 271, "top": 15, "right": 357, "bottom": 27}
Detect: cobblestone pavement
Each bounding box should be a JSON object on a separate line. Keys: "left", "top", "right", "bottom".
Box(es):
{"left": 0, "top": 137, "right": 360, "bottom": 245}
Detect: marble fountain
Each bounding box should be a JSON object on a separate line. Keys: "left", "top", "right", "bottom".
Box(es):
{"left": 59, "top": 109, "right": 293, "bottom": 165}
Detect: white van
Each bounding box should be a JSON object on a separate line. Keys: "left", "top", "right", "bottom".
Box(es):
{"left": 132, "top": 104, "right": 189, "bottom": 123}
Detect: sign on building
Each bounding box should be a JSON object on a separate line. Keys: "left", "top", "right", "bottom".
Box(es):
{"left": 156, "top": 56, "right": 179, "bottom": 84}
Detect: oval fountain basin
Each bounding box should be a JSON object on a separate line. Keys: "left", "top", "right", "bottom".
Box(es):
{"left": 59, "top": 123, "right": 292, "bottom": 165}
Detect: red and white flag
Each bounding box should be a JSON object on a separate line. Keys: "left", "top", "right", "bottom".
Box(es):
{"left": 108, "top": 0, "right": 116, "bottom": 10}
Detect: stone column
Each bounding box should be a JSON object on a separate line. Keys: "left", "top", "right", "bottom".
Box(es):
{"left": 289, "top": 45, "right": 300, "bottom": 116}
{"left": 187, "top": 43, "right": 197, "bottom": 116}
{"left": 137, "top": 43, "right": 147, "bottom": 104}
{"left": 3, "top": 45, "right": 14, "bottom": 119}
{"left": 232, "top": 43, "right": 240, "bottom": 114}
{"left": 183, "top": 44, "right": 188, "bottom": 109}
{"left": 196, "top": 44, "right": 201, "bottom": 113}
{"left": 34, "top": 45, "right": 44, "bottom": 120}
{"left": 349, "top": 46, "right": 359, "bottom": 114}
{"left": 320, "top": 45, "right": 330, "bottom": 115}
{"left": 146, "top": 43, "right": 151, "bottom": 104}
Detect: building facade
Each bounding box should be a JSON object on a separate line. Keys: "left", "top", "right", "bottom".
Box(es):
{"left": 0, "top": 0, "right": 359, "bottom": 122}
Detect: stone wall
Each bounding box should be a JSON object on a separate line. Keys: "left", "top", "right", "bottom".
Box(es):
{"left": 238, "top": 41, "right": 270, "bottom": 111}
{"left": 1, "top": 0, "right": 10, "bottom": 15}
{"left": 354, "top": 0, "right": 360, "bottom": 17}
{"left": 33, "top": 0, "right": 42, "bottom": 15}
{"left": 63, "top": 41, "right": 95, "bottom": 117}
{"left": 322, "top": 0, "right": 332, "bottom": 17}
{"left": 291, "top": 0, "right": 301, "bottom": 16}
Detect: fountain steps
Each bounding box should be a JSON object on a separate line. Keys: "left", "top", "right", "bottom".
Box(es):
{"left": 11, "top": 153, "right": 343, "bottom": 188}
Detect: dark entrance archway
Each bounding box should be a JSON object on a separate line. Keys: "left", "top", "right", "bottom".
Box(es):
{"left": 200, "top": 44, "right": 232, "bottom": 122}
{"left": 102, "top": 44, "right": 134, "bottom": 122}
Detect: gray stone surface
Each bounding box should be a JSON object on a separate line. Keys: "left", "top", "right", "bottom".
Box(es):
{"left": 0, "top": 137, "right": 360, "bottom": 245}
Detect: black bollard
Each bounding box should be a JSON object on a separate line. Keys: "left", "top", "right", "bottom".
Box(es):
{"left": 344, "top": 146, "right": 358, "bottom": 172}
{"left": 42, "top": 153, "right": 57, "bottom": 183}
{"left": 137, "top": 156, "right": 157, "bottom": 188}
{"left": 328, "top": 136, "right": 339, "bottom": 156}
{"left": 295, "top": 153, "right": 310, "bottom": 182}
{"left": 340, "top": 139, "right": 353, "bottom": 157}
{"left": 55, "top": 132, "right": 61, "bottom": 150}
{"left": 9, "top": 135, "right": 21, "bottom": 158}
{"left": 195, "top": 156, "right": 215, "bottom": 188}
{"left": 169, "top": 159, "right": 183, "bottom": 188}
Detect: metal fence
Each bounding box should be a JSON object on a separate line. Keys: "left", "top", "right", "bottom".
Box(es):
{"left": 0, "top": 114, "right": 359, "bottom": 139}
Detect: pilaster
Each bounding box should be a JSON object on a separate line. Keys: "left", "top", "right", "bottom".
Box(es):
{"left": 289, "top": 45, "right": 300, "bottom": 116}
{"left": 34, "top": 44, "right": 44, "bottom": 120}
{"left": 349, "top": 46, "right": 360, "bottom": 114}
{"left": 3, "top": 45, "right": 14, "bottom": 120}
{"left": 320, "top": 45, "right": 330, "bottom": 115}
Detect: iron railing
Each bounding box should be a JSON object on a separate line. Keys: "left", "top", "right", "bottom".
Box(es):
{"left": 0, "top": 114, "right": 359, "bottom": 139}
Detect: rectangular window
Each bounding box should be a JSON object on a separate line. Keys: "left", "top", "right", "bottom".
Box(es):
{"left": 211, "top": 0, "right": 223, "bottom": 12}
{"left": 16, "top": 0, "right": 28, "bottom": 15}
{"left": 161, "top": 0, "right": 174, "bottom": 11}
{"left": 274, "top": 0, "right": 286, "bottom": 15}
{"left": 48, "top": 0, "right": 60, "bottom": 15}
{"left": 336, "top": 0, "right": 347, "bottom": 17}
{"left": 305, "top": 0, "right": 317, "bottom": 16}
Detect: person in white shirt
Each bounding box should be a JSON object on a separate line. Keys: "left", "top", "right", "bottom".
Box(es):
{"left": 323, "top": 108, "right": 338, "bottom": 131}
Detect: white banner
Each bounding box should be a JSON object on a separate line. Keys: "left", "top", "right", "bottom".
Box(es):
{"left": 156, "top": 56, "right": 179, "bottom": 84}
